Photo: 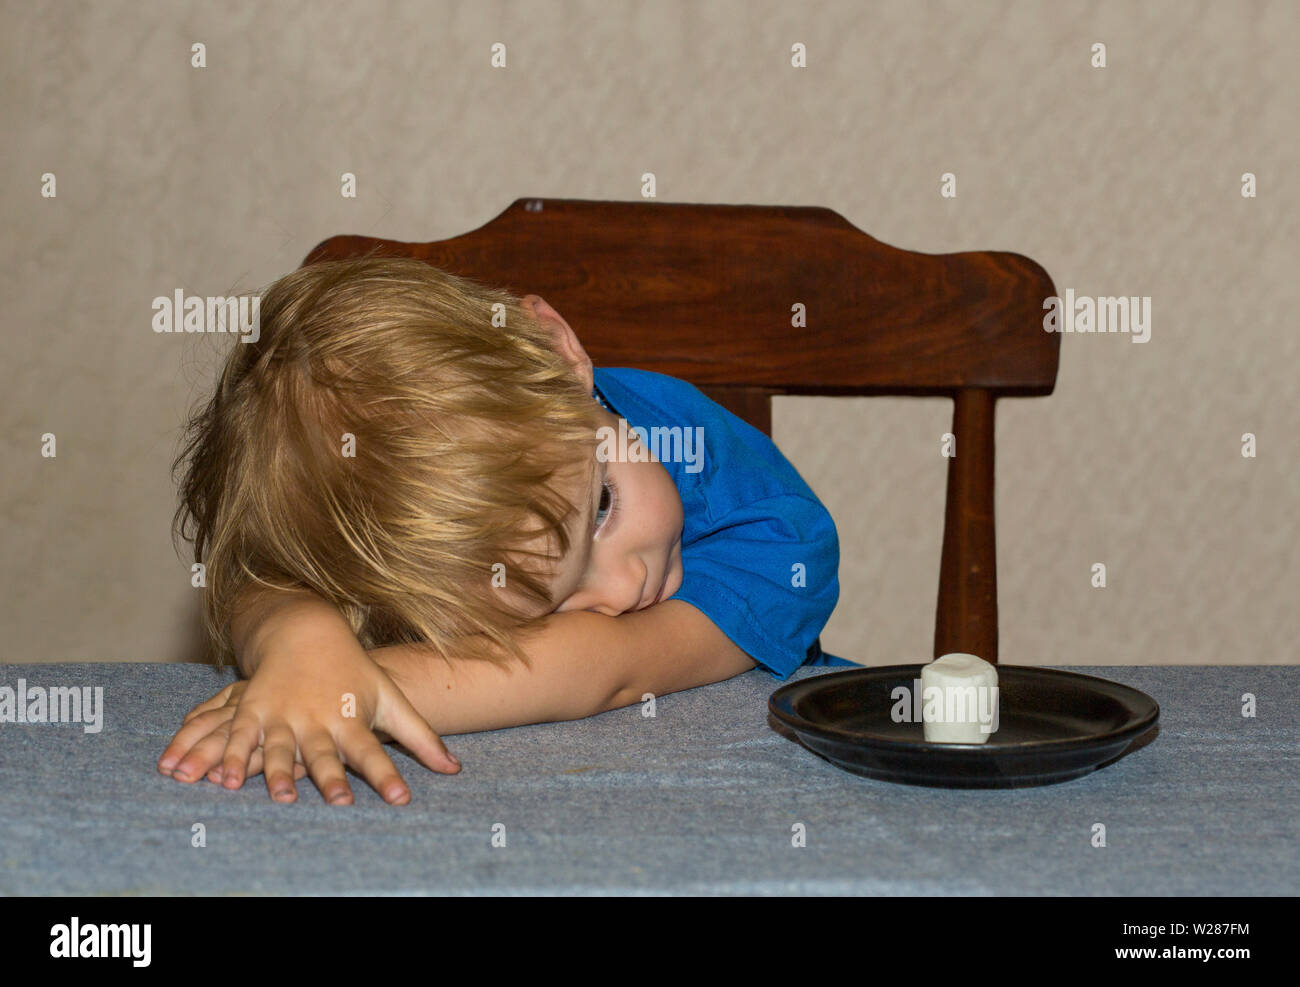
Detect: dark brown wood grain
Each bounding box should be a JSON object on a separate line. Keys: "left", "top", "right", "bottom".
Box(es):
{"left": 301, "top": 197, "right": 1060, "bottom": 663}
{"left": 935, "top": 388, "right": 999, "bottom": 664}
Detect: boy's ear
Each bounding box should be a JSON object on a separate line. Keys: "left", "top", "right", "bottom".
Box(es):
{"left": 523, "top": 294, "right": 594, "bottom": 393}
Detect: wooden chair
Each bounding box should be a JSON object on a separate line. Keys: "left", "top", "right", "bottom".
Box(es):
{"left": 302, "top": 198, "right": 1059, "bottom": 665}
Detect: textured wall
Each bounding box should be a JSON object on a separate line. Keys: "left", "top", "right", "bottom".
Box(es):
{"left": 3, "top": 0, "right": 1295, "bottom": 665}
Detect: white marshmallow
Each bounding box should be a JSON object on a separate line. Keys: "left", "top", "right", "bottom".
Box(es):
{"left": 920, "top": 653, "right": 1000, "bottom": 744}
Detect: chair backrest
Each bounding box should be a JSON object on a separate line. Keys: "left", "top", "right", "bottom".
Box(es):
{"left": 302, "top": 197, "right": 1060, "bottom": 664}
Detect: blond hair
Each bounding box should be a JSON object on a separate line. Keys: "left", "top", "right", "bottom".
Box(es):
{"left": 172, "top": 257, "right": 601, "bottom": 669}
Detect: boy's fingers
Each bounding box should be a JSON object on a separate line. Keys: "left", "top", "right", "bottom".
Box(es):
{"left": 341, "top": 730, "right": 411, "bottom": 805}
{"left": 212, "top": 751, "right": 306, "bottom": 784}
{"left": 378, "top": 688, "right": 461, "bottom": 776}
{"left": 219, "top": 718, "right": 263, "bottom": 790}
{"left": 159, "top": 707, "right": 236, "bottom": 772}
{"left": 181, "top": 692, "right": 227, "bottom": 724}
{"left": 262, "top": 723, "right": 299, "bottom": 803}
{"left": 169, "top": 725, "right": 233, "bottom": 783}
{"left": 182, "top": 681, "right": 242, "bottom": 724}
{"left": 300, "top": 732, "right": 353, "bottom": 806}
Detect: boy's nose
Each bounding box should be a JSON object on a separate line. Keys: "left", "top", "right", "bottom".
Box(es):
{"left": 575, "top": 567, "right": 648, "bottom": 617}
{"left": 591, "top": 587, "right": 644, "bottom": 617}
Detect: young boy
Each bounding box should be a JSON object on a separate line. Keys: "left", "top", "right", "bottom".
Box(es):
{"left": 158, "top": 258, "right": 852, "bottom": 805}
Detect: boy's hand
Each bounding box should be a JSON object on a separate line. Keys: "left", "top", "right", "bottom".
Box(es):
{"left": 168, "top": 680, "right": 311, "bottom": 784}
{"left": 157, "top": 621, "right": 461, "bottom": 805}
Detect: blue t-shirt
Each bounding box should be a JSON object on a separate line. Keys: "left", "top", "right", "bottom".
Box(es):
{"left": 591, "top": 367, "right": 855, "bottom": 680}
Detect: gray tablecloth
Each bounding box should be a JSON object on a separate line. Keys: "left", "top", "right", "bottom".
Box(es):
{"left": 0, "top": 662, "right": 1295, "bottom": 895}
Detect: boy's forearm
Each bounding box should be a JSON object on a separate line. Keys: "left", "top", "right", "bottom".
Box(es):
{"left": 368, "top": 611, "right": 630, "bottom": 737}
{"left": 229, "top": 585, "right": 350, "bottom": 678}
{"left": 368, "top": 599, "right": 756, "bottom": 737}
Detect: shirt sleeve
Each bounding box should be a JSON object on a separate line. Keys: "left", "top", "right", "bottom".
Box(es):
{"left": 667, "top": 492, "right": 841, "bottom": 681}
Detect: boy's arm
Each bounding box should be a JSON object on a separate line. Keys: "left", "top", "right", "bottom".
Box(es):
{"left": 369, "top": 599, "right": 756, "bottom": 736}
{"left": 229, "top": 585, "right": 344, "bottom": 677}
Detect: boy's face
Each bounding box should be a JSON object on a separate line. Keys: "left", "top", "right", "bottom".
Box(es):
{"left": 518, "top": 296, "right": 685, "bottom": 617}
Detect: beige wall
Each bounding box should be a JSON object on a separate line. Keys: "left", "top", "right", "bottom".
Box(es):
{"left": 3, "top": 0, "right": 1295, "bottom": 666}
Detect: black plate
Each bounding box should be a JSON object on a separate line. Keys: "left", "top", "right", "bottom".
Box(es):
{"left": 769, "top": 664, "right": 1159, "bottom": 788}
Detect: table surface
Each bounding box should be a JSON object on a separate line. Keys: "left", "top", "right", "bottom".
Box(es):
{"left": 1, "top": 662, "right": 1295, "bottom": 895}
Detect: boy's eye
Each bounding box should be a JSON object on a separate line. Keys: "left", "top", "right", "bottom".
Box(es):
{"left": 594, "top": 480, "right": 614, "bottom": 532}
